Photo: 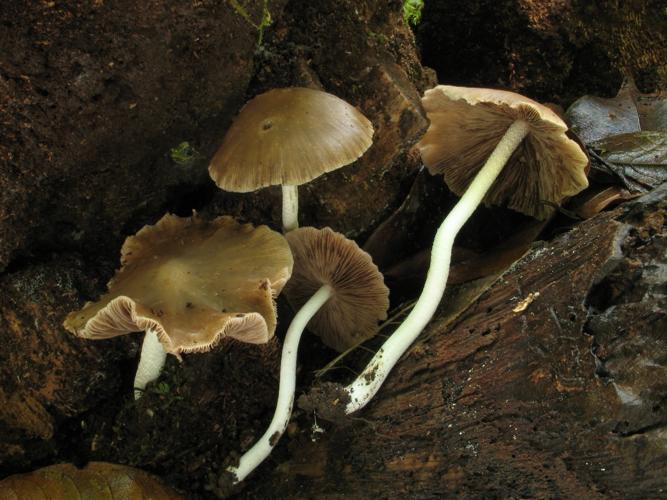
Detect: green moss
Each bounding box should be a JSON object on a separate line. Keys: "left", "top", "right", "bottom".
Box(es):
{"left": 367, "top": 30, "right": 389, "bottom": 46}
{"left": 168, "top": 141, "right": 200, "bottom": 166}
{"left": 228, "top": 0, "right": 272, "bottom": 46}
{"left": 403, "top": 0, "right": 424, "bottom": 26}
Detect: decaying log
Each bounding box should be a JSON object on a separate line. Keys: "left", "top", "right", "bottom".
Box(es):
{"left": 243, "top": 184, "right": 667, "bottom": 498}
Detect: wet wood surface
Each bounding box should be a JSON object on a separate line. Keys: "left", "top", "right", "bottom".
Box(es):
{"left": 243, "top": 185, "right": 667, "bottom": 499}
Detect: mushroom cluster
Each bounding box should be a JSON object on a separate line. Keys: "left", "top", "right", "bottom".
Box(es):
{"left": 65, "top": 87, "right": 382, "bottom": 484}
{"left": 206, "top": 88, "right": 386, "bottom": 484}
{"left": 64, "top": 83, "right": 589, "bottom": 487}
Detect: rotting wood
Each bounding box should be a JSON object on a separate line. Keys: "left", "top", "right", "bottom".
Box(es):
{"left": 242, "top": 184, "right": 667, "bottom": 499}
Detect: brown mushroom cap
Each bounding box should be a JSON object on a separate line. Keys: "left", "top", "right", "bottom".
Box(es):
{"left": 209, "top": 87, "right": 374, "bottom": 192}
{"left": 283, "top": 227, "right": 389, "bottom": 352}
{"left": 64, "top": 214, "right": 293, "bottom": 354}
{"left": 417, "top": 85, "right": 589, "bottom": 219}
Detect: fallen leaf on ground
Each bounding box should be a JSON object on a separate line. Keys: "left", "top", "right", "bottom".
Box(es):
{"left": 571, "top": 186, "right": 639, "bottom": 219}
{"left": 567, "top": 78, "right": 667, "bottom": 191}
{"left": 566, "top": 77, "right": 666, "bottom": 143}
{"left": 591, "top": 131, "right": 667, "bottom": 191}
{"left": 0, "top": 462, "right": 183, "bottom": 499}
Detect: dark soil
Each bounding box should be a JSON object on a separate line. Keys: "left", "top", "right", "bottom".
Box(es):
{"left": 59, "top": 337, "right": 284, "bottom": 497}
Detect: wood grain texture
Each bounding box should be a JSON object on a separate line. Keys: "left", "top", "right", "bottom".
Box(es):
{"left": 244, "top": 185, "right": 667, "bottom": 498}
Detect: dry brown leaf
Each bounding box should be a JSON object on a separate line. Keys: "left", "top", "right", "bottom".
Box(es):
{"left": 590, "top": 131, "right": 667, "bottom": 191}
{"left": 572, "top": 186, "right": 639, "bottom": 219}
{"left": 0, "top": 462, "right": 183, "bottom": 499}
{"left": 566, "top": 78, "right": 667, "bottom": 191}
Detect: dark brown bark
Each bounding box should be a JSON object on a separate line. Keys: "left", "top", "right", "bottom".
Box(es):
{"left": 417, "top": 0, "right": 667, "bottom": 103}
{"left": 243, "top": 185, "right": 667, "bottom": 499}
{"left": 0, "top": 0, "right": 290, "bottom": 270}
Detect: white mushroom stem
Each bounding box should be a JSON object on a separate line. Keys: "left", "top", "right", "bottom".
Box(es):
{"left": 229, "top": 284, "right": 333, "bottom": 483}
{"left": 133, "top": 328, "right": 168, "bottom": 400}
{"left": 282, "top": 184, "right": 299, "bottom": 232}
{"left": 344, "top": 119, "right": 531, "bottom": 414}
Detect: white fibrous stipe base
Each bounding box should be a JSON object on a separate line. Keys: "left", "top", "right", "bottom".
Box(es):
{"left": 229, "top": 284, "right": 333, "bottom": 483}
{"left": 133, "top": 328, "right": 168, "bottom": 400}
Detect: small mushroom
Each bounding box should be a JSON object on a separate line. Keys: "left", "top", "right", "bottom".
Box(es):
{"left": 418, "top": 86, "right": 589, "bottom": 219}
{"left": 283, "top": 227, "right": 390, "bottom": 352}
{"left": 64, "top": 213, "right": 293, "bottom": 399}
{"left": 341, "top": 85, "right": 589, "bottom": 415}
{"left": 209, "top": 87, "right": 374, "bottom": 232}
{"left": 227, "top": 227, "right": 388, "bottom": 483}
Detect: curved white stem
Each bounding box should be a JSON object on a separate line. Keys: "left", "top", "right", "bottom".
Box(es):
{"left": 282, "top": 184, "right": 299, "bottom": 232}
{"left": 345, "top": 120, "right": 531, "bottom": 414}
{"left": 133, "top": 328, "right": 167, "bottom": 400}
{"left": 229, "top": 284, "right": 333, "bottom": 483}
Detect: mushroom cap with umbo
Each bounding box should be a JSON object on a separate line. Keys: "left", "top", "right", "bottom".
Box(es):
{"left": 417, "top": 85, "right": 589, "bottom": 220}
{"left": 283, "top": 227, "right": 389, "bottom": 352}
{"left": 209, "top": 87, "right": 374, "bottom": 192}
{"left": 64, "top": 214, "right": 293, "bottom": 354}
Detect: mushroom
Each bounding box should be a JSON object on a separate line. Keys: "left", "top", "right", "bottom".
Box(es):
{"left": 284, "top": 227, "right": 391, "bottom": 352}
{"left": 64, "top": 213, "right": 293, "bottom": 399}
{"left": 418, "top": 86, "right": 589, "bottom": 220}
{"left": 339, "top": 85, "right": 589, "bottom": 414}
{"left": 209, "top": 87, "right": 374, "bottom": 232}
{"left": 227, "top": 227, "right": 388, "bottom": 483}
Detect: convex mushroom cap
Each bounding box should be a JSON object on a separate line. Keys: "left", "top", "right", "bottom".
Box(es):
{"left": 417, "top": 85, "right": 589, "bottom": 219}
{"left": 283, "top": 227, "right": 389, "bottom": 352}
{"left": 209, "top": 87, "right": 374, "bottom": 192}
{"left": 64, "top": 213, "right": 293, "bottom": 353}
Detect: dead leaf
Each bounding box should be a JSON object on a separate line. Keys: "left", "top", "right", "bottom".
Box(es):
{"left": 0, "top": 462, "right": 183, "bottom": 499}
{"left": 635, "top": 90, "right": 667, "bottom": 131}
{"left": 591, "top": 131, "right": 667, "bottom": 191}
{"left": 566, "top": 77, "right": 667, "bottom": 144}
{"left": 566, "top": 77, "right": 667, "bottom": 192}
{"left": 572, "top": 186, "right": 639, "bottom": 219}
